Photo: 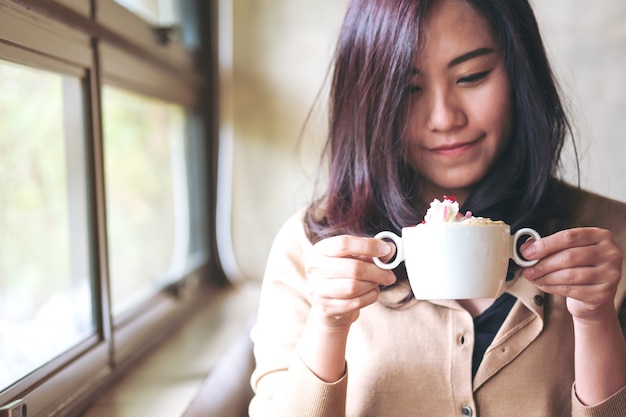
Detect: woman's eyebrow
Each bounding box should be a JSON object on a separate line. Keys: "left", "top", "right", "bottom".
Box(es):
{"left": 410, "top": 47, "right": 496, "bottom": 75}
{"left": 448, "top": 47, "right": 495, "bottom": 68}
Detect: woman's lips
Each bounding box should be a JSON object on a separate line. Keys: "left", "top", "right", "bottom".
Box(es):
{"left": 429, "top": 136, "right": 483, "bottom": 157}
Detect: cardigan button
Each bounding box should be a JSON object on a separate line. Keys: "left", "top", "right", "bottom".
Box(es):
{"left": 461, "top": 405, "right": 473, "bottom": 417}
{"left": 533, "top": 295, "right": 545, "bottom": 306}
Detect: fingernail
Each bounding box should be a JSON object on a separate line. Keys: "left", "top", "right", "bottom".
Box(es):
{"left": 521, "top": 243, "right": 535, "bottom": 258}
{"left": 379, "top": 241, "right": 393, "bottom": 256}
{"left": 523, "top": 267, "right": 536, "bottom": 279}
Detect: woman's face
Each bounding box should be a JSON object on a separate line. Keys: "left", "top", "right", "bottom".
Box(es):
{"left": 406, "top": 0, "right": 512, "bottom": 203}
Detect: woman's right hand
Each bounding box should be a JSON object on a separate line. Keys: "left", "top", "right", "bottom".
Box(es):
{"left": 305, "top": 235, "right": 397, "bottom": 329}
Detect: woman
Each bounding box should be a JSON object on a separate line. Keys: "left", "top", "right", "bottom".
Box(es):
{"left": 249, "top": 0, "right": 626, "bottom": 415}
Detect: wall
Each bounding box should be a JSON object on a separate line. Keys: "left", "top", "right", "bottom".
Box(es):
{"left": 220, "top": 0, "right": 626, "bottom": 282}
{"left": 532, "top": 0, "right": 626, "bottom": 201}
{"left": 217, "top": 0, "right": 347, "bottom": 281}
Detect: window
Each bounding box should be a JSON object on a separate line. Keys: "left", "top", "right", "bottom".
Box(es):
{"left": 0, "top": 1, "right": 214, "bottom": 415}
{"left": 0, "top": 60, "right": 94, "bottom": 393}
{"left": 102, "top": 86, "right": 187, "bottom": 317}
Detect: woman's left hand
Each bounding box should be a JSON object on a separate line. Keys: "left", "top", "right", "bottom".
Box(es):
{"left": 520, "top": 227, "right": 623, "bottom": 321}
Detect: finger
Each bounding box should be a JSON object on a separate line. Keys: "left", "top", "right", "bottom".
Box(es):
{"left": 533, "top": 272, "right": 616, "bottom": 308}
{"left": 309, "top": 276, "right": 381, "bottom": 300}
{"left": 520, "top": 228, "right": 605, "bottom": 261}
{"left": 307, "top": 255, "right": 396, "bottom": 287}
{"left": 534, "top": 281, "right": 607, "bottom": 304}
{"left": 315, "top": 235, "right": 394, "bottom": 259}
{"left": 525, "top": 265, "right": 603, "bottom": 287}
{"left": 523, "top": 245, "right": 605, "bottom": 280}
{"left": 311, "top": 286, "right": 381, "bottom": 317}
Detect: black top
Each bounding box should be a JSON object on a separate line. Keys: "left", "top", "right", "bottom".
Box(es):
{"left": 472, "top": 292, "right": 517, "bottom": 378}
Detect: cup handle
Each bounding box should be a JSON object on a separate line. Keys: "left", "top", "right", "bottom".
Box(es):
{"left": 373, "top": 231, "right": 404, "bottom": 270}
{"left": 511, "top": 227, "right": 541, "bottom": 267}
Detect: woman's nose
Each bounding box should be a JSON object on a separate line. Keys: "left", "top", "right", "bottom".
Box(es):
{"left": 425, "top": 89, "right": 466, "bottom": 132}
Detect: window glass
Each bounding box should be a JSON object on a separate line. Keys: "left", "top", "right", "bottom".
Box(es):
{"left": 102, "top": 86, "right": 189, "bottom": 317}
{"left": 114, "top": 0, "right": 180, "bottom": 26}
{"left": 0, "top": 60, "right": 94, "bottom": 391}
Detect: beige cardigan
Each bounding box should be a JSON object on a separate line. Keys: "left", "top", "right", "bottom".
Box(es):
{"left": 250, "top": 184, "right": 626, "bottom": 417}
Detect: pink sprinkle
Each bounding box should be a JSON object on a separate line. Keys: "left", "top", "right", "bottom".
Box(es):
{"left": 443, "top": 206, "right": 448, "bottom": 220}
{"left": 465, "top": 211, "right": 472, "bottom": 218}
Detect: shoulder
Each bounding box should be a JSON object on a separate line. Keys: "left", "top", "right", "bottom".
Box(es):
{"left": 272, "top": 209, "right": 311, "bottom": 251}
{"left": 551, "top": 180, "right": 626, "bottom": 236}
{"left": 264, "top": 209, "right": 312, "bottom": 276}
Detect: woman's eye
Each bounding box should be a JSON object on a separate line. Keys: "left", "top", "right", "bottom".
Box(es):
{"left": 408, "top": 85, "right": 422, "bottom": 95}
{"left": 458, "top": 71, "right": 490, "bottom": 85}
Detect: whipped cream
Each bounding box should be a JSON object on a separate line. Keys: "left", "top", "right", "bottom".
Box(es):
{"left": 421, "top": 196, "right": 503, "bottom": 225}
{"left": 423, "top": 196, "right": 465, "bottom": 223}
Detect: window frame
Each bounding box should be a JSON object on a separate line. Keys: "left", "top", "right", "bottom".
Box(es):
{"left": 0, "top": 1, "right": 219, "bottom": 416}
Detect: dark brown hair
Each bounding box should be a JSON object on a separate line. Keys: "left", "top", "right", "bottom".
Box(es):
{"left": 305, "top": 0, "right": 572, "bottom": 243}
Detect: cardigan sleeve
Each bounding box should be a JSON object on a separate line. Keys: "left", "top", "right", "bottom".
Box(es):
{"left": 250, "top": 355, "right": 348, "bottom": 417}
{"left": 571, "top": 384, "right": 626, "bottom": 417}
{"left": 570, "top": 295, "right": 626, "bottom": 417}
{"left": 249, "top": 212, "right": 348, "bottom": 417}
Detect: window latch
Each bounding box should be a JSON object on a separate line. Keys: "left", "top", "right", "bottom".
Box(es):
{"left": 0, "top": 399, "right": 27, "bottom": 417}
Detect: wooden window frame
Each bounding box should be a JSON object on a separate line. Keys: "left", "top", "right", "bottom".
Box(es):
{"left": 0, "top": 1, "right": 221, "bottom": 416}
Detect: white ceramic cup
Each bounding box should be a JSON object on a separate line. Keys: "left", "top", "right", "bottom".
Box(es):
{"left": 373, "top": 224, "right": 540, "bottom": 299}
